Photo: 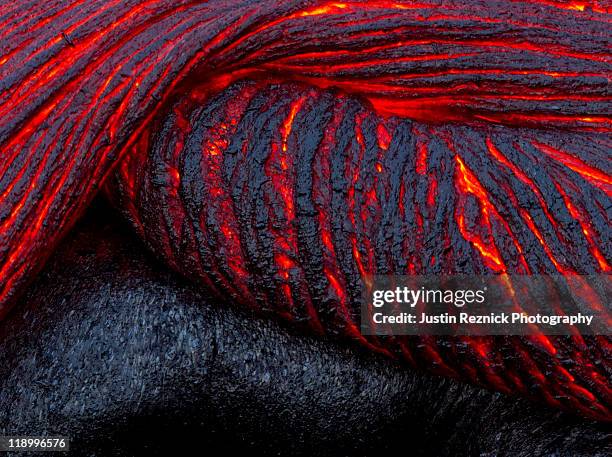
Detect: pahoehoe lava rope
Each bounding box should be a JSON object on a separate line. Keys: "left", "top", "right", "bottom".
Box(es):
{"left": 0, "top": 0, "right": 610, "bottom": 420}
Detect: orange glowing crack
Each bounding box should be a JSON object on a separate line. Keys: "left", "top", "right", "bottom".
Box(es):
{"left": 266, "top": 95, "right": 309, "bottom": 311}
{"left": 554, "top": 182, "right": 610, "bottom": 272}
{"left": 532, "top": 141, "right": 612, "bottom": 196}
{"left": 349, "top": 113, "right": 375, "bottom": 280}
{"left": 520, "top": 209, "right": 569, "bottom": 273}
{"left": 416, "top": 138, "right": 428, "bottom": 175}
{"left": 376, "top": 122, "right": 391, "bottom": 150}
{"left": 281, "top": 96, "right": 307, "bottom": 153}
{"left": 454, "top": 155, "right": 507, "bottom": 272}
{"left": 298, "top": 2, "right": 348, "bottom": 17}
{"left": 486, "top": 137, "right": 566, "bottom": 241}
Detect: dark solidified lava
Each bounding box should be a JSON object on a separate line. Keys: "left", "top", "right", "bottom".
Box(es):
{"left": 0, "top": 0, "right": 610, "bottom": 420}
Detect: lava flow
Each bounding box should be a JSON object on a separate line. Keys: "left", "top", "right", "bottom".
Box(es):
{"left": 0, "top": 0, "right": 610, "bottom": 420}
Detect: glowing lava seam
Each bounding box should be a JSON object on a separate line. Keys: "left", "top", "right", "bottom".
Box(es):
{"left": 0, "top": 0, "right": 610, "bottom": 421}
